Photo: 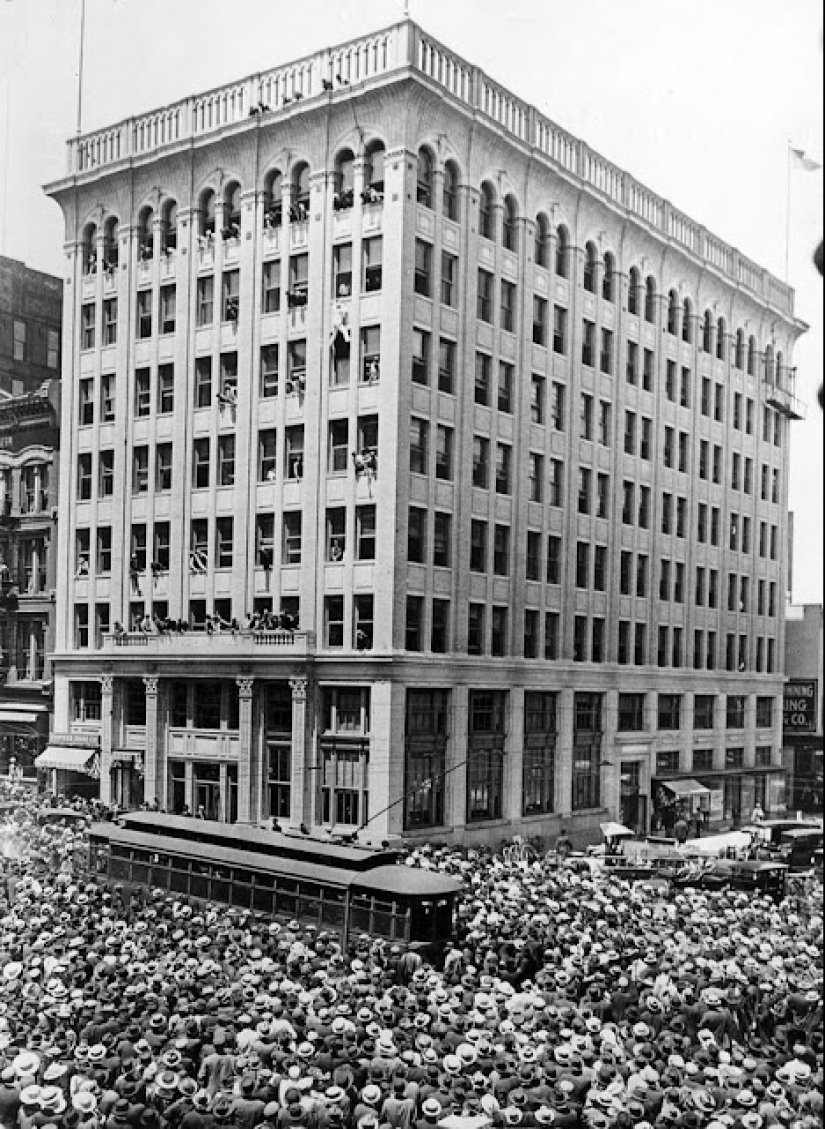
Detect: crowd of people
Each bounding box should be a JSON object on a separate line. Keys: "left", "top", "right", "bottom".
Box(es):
{"left": 0, "top": 781, "right": 821, "bottom": 1129}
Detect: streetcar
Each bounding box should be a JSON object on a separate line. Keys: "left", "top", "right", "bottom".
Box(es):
{"left": 87, "top": 812, "right": 462, "bottom": 951}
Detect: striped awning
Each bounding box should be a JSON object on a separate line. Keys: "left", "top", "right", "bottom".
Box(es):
{"left": 34, "top": 746, "right": 99, "bottom": 774}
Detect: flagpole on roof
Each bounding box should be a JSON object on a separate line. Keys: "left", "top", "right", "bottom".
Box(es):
{"left": 76, "top": 0, "right": 86, "bottom": 136}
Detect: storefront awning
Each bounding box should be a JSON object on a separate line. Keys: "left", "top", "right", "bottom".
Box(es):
{"left": 34, "top": 747, "right": 99, "bottom": 773}
{"left": 662, "top": 778, "right": 711, "bottom": 797}
{"left": 0, "top": 710, "right": 41, "bottom": 725}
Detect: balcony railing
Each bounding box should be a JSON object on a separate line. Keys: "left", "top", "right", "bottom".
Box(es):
{"left": 102, "top": 629, "right": 314, "bottom": 657}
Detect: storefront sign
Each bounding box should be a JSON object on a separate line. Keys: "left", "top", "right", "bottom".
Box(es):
{"left": 783, "top": 681, "right": 818, "bottom": 733}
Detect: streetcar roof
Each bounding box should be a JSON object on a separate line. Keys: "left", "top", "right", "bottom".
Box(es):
{"left": 353, "top": 864, "right": 463, "bottom": 898}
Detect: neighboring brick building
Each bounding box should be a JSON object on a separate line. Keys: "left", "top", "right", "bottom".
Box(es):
{"left": 783, "top": 602, "right": 823, "bottom": 814}
{"left": 0, "top": 257, "right": 62, "bottom": 397}
{"left": 0, "top": 380, "right": 61, "bottom": 780}
{"left": 44, "top": 20, "right": 806, "bottom": 839}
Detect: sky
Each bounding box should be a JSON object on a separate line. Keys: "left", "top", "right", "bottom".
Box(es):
{"left": 0, "top": 0, "right": 822, "bottom": 602}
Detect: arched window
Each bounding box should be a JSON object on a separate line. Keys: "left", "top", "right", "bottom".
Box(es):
{"left": 534, "top": 214, "right": 549, "bottom": 268}
{"left": 416, "top": 147, "right": 434, "bottom": 208}
{"left": 747, "top": 335, "right": 756, "bottom": 375}
{"left": 479, "top": 182, "right": 496, "bottom": 240}
{"left": 644, "top": 276, "right": 657, "bottom": 323}
{"left": 291, "top": 163, "right": 310, "bottom": 221}
{"left": 734, "top": 329, "right": 745, "bottom": 370}
{"left": 333, "top": 150, "right": 355, "bottom": 211}
{"left": 161, "top": 199, "right": 178, "bottom": 253}
{"left": 602, "top": 252, "right": 616, "bottom": 302}
{"left": 555, "top": 225, "right": 569, "bottom": 278}
{"left": 264, "top": 170, "right": 283, "bottom": 228}
{"left": 82, "top": 223, "right": 97, "bottom": 275}
{"left": 627, "top": 267, "right": 641, "bottom": 315}
{"left": 682, "top": 297, "right": 693, "bottom": 343}
{"left": 701, "top": 310, "right": 713, "bottom": 353}
{"left": 716, "top": 317, "right": 726, "bottom": 361}
{"left": 443, "top": 161, "right": 460, "bottom": 221}
{"left": 502, "top": 195, "right": 518, "bottom": 252}
{"left": 103, "top": 216, "right": 119, "bottom": 271}
{"left": 222, "top": 182, "right": 242, "bottom": 239}
{"left": 364, "top": 142, "right": 385, "bottom": 203}
{"left": 667, "top": 290, "right": 679, "bottom": 335}
{"left": 199, "top": 191, "right": 215, "bottom": 239}
{"left": 137, "top": 206, "right": 154, "bottom": 259}
{"left": 583, "top": 242, "right": 598, "bottom": 293}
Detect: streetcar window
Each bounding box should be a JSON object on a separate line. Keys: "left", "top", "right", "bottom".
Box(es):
{"left": 170, "top": 861, "right": 190, "bottom": 894}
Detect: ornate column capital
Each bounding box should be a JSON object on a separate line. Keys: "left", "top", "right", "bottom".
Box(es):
{"left": 143, "top": 677, "right": 159, "bottom": 696}
{"left": 100, "top": 675, "right": 115, "bottom": 694}
{"left": 289, "top": 677, "right": 308, "bottom": 701}
{"left": 236, "top": 677, "right": 255, "bottom": 698}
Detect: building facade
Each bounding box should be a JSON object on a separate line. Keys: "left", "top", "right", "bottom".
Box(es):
{"left": 0, "top": 380, "right": 61, "bottom": 781}
{"left": 783, "top": 603, "right": 823, "bottom": 814}
{"left": 0, "top": 257, "right": 62, "bottom": 397}
{"left": 45, "top": 21, "right": 806, "bottom": 841}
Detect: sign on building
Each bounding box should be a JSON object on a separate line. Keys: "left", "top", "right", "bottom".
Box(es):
{"left": 783, "top": 680, "right": 818, "bottom": 733}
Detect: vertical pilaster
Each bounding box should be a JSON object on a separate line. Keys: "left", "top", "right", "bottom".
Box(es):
{"left": 99, "top": 675, "right": 114, "bottom": 805}
{"left": 236, "top": 677, "right": 255, "bottom": 822}
{"left": 448, "top": 684, "right": 468, "bottom": 833}
{"left": 289, "top": 676, "right": 308, "bottom": 828}
{"left": 143, "top": 677, "right": 159, "bottom": 805}
{"left": 506, "top": 687, "right": 524, "bottom": 825}
{"left": 555, "top": 688, "right": 575, "bottom": 817}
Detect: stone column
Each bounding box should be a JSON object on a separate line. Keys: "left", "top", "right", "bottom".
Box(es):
{"left": 289, "top": 677, "right": 308, "bottom": 829}
{"left": 236, "top": 677, "right": 255, "bottom": 823}
{"left": 555, "top": 689, "right": 575, "bottom": 818}
{"left": 99, "top": 675, "right": 114, "bottom": 805}
{"left": 143, "top": 677, "right": 159, "bottom": 806}
{"left": 506, "top": 688, "right": 525, "bottom": 826}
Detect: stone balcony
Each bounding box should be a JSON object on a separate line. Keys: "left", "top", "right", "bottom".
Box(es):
{"left": 101, "top": 629, "right": 314, "bottom": 658}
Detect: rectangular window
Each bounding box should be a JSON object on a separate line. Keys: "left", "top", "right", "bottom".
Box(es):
{"left": 262, "top": 260, "right": 281, "bottom": 313}
{"left": 680, "top": 366, "right": 690, "bottom": 408}
{"left": 361, "top": 325, "right": 381, "bottom": 384}
{"left": 551, "top": 382, "right": 565, "bottom": 431}
{"left": 258, "top": 429, "right": 277, "bottom": 481}
{"left": 157, "top": 364, "right": 174, "bottom": 414}
{"left": 526, "top": 530, "right": 541, "bottom": 581}
{"left": 155, "top": 443, "right": 173, "bottom": 492}
{"left": 528, "top": 452, "right": 543, "bottom": 503}
{"left": 596, "top": 472, "right": 609, "bottom": 518}
{"left": 642, "top": 348, "right": 653, "bottom": 391}
{"left": 756, "top": 696, "right": 773, "bottom": 728}
{"left": 618, "top": 693, "right": 645, "bottom": 732}
{"left": 532, "top": 296, "right": 548, "bottom": 346}
{"left": 441, "top": 251, "right": 458, "bottom": 307}
{"left": 477, "top": 269, "right": 493, "bottom": 322}
{"left": 640, "top": 417, "right": 652, "bottom": 460}
{"left": 495, "top": 443, "right": 511, "bottom": 494}
{"left": 134, "top": 368, "right": 151, "bottom": 417}
{"left": 544, "top": 612, "right": 560, "bottom": 659}
{"left": 726, "top": 695, "right": 746, "bottom": 729}
{"left": 634, "top": 623, "right": 646, "bottom": 665}
{"left": 475, "top": 352, "right": 491, "bottom": 405}
{"left": 470, "top": 519, "right": 487, "bottom": 573}
{"left": 620, "top": 550, "right": 632, "bottom": 595}
{"left": 624, "top": 410, "right": 636, "bottom": 455}
{"left": 618, "top": 621, "right": 630, "bottom": 665}
{"left": 523, "top": 609, "right": 539, "bottom": 659}
{"left": 498, "top": 361, "right": 514, "bottom": 413}
{"left": 431, "top": 600, "right": 450, "bottom": 653}
{"left": 500, "top": 279, "right": 516, "bottom": 332}
{"left": 216, "top": 517, "right": 233, "bottom": 568}
{"left": 472, "top": 435, "right": 489, "bottom": 488}
{"left": 326, "top": 508, "right": 346, "bottom": 561}
{"left": 102, "top": 297, "right": 117, "bottom": 346}
{"left": 363, "top": 236, "right": 383, "bottom": 292}
{"left": 218, "top": 435, "right": 235, "bottom": 486}
{"left": 333, "top": 243, "right": 352, "bottom": 297}
{"left": 636, "top": 554, "right": 648, "bottom": 597}
{"left": 81, "top": 303, "right": 96, "bottom": 350}
{"left": 549, "top": 459, "right": 564, "bottom": 506}
{"left": 160, "top": 284, "right": 176, "bottom": 334}
{"left": 593, "top": 545, "right": 607, "bottom": 591}
{"left": 435, "top": 425, "right": 453, "bottom": 481}
{"left": 467, "top": 603, "right": 485, "bottom": 656}
{"left": 408, "top": 507, "right": 427, "bottom": 564}
{"left": 573, "top": 615, "right": 588, "bottom": 662}
{"left": 531, "top": 375, "right": 545, "bottom": 423}
{"left": 153, "top": 521, "right": 170, "bottom": 572}
{"left": 638, "top": 485, "right": 650, "bottom": 528}
{"left": 328, "top": 419, "right": 349, "bottom": 474}
{"left": 575, "top": 541, "right": 590, "bottom": 588}
{"left": 132, "top": 446, "right": 149, "bottom": 495}
{"left": 626, "top": 340, "right": 638, "bottom": 385}
{"left": 136, "top": 290, "right": 152, "bottom": 338}
{"left": 438, "top": 338, "right": 456, "bottom": 393}
{"left": 599, "top": 401, "right": 611, "bottom": 446}
{"left": 600, "top": 328, "right": 613, "bottom": 374}
{"left": 493, "top": 525, "right": 510, "bottom": 577}
{"left": 578, "top": 467, "right": 591, "bottom": 514}
{"left": 491, "top": 606, "right": 508, "bottom": 656}
{"left": 283, "top": 511, "right": 302, "bottom": 564}
{"left": 412, "top": 328, "right": 430, "bottom": 385}
{"left": 99, "top": 373, "right": 115, "bottom": 422}
{"left": 325, "top": 597, "right": 345, "bottom": 648}
{"left": 192, "top": 438, "right": 210, "bottom": 489}
{"left": 78, "top": 377, "right": 95, "bottom": 426}
{"left": 410, "top": 418, "right": 429, "bottom": 476}
{"left": 580, "top": 393, "right": 593, "bottom": 441}
{"left": 553, "top": 305, "right": 567, "bottom": 354}
{"left": 197, "top": 275, "right": 214, "bottom": 326}
{"left": 415, "top": 240, "right": 432, "bottom": 297}
{"left": 678, "top": 431, "right": 689, "bottom": 473}
{"left": 288, "top": 253, "right": 308, "bottom": 303}
{"left": 658, "top": 693, "right": 682, "bottom": 730}
{"left": 97, "top": 449, "right": 114, "bottom": 497}
{"left": 581, "top": 319, "right": 595, "bottom": 367}
{"left": 194, "top": 357, "right": 212, "bottom": 409}
{"left": 665, "top": 359, "right": 676, "bottom": 401}
{"left": 433, "top": 511, "right": 451, "bottom": 567}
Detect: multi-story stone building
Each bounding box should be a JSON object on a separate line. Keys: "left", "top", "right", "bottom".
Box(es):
{"left": 44, "top": 21, "right": 806, "bottom": 840}
{"left": 0, "top": 380, "right": 61, "bottom": 780}
{"left": 783, "top": 602, "right": 823, "bottom": 814}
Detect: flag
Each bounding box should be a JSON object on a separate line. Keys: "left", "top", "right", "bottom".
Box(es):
{"left": 790, "top": 147, "right": 822, "bottom": 172}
